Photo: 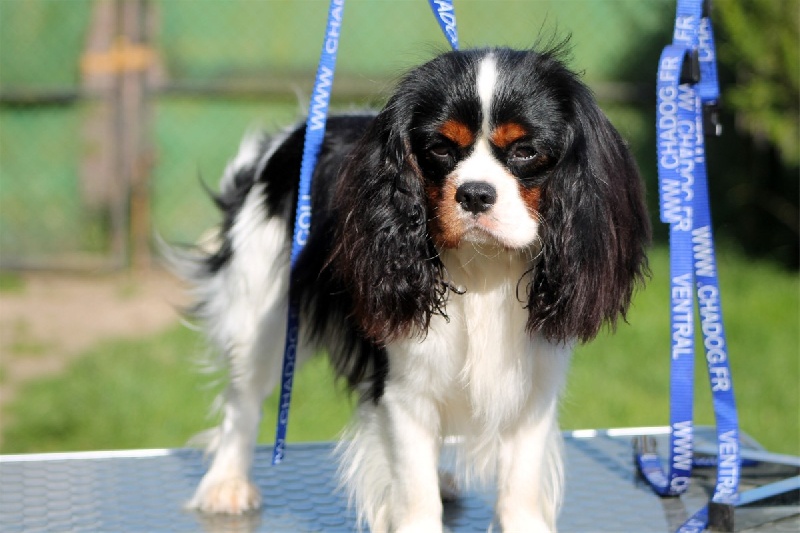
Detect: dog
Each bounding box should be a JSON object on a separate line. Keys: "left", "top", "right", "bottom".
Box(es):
{"left": 176, "top": 46, "right": 650, "bottom": 532}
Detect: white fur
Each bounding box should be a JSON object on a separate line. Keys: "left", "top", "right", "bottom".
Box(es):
{"left": 477, "top": 53, "right": 498, "bottom": 131}
{"left": 449, "top": 53, "right": 540, "bottom": 250}
{"left": 336, "top": 56, "right": 567, "bottom": 531}
{"left": 339, "top": 247, "right": 570, "bottom": 532}
{"left": 185, "top": 58, "right": 570, "bottom": 531}
{"left": 185, "top": 137, "right": 315, "bottom": 515}
{"left": 453, "top": 138, "right": 541, "bottom": 249}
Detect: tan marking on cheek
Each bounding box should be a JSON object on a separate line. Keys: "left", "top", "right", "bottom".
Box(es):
{"left": 491, "top": 122, "right": 527, "bottom": 148}
{"left": 518, "top": 185, "right": 542, "bottom": 218}
{"left": 439, "top": 120, "right": 474, "bottom": 148}
{"left": 426, "top": 179, "right": 463, "bottom": 248}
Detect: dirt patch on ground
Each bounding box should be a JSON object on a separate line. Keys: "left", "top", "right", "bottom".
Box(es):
{"left": 0, "top": 269, "right": 188, "bottom": 433}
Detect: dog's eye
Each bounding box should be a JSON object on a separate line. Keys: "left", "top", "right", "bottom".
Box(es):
{"left": 428, "top": 143, "right": 453, "bottom": 159}
{"left": 509, "top": 145, "right": 538, "bottom": 162}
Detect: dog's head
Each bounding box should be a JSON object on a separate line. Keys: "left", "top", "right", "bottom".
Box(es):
{"left": 332, "top": 47, "right": 650, "bottom": 344}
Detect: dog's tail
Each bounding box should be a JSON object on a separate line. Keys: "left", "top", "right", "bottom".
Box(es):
{"left": 156, "top": 130, "right": 272, "bottom": 450}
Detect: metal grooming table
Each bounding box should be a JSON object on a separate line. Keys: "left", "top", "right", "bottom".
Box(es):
{"left": 2, "top": 427, "right": 797, "bottom": 532}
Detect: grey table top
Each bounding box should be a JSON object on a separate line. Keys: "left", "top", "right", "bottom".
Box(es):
{"left": 1, "top": 427, "right": 797, "bottom": 532}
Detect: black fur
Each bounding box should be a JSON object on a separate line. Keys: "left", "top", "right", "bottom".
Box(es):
{"left": 329, "top": 47, "right": 649, "bottom": 347}
{"left": 201, "top": 115, "right": 391, "bottom": 402}
{"left": 327, "top": 108, "right": 448, "bottom": 345}
{"left": 292, "top": 115, "right": 392, "bottom": 402}
{"left": 490, "top": 49, "right": 652, "bottom": 343}
{"left": 204, "top": 47, "right": 650, "bottom": 402}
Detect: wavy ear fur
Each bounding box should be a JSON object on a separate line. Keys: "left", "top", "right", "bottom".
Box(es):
{"left": 528, "top": 82, "right": 651, "bottom": 343}
{"left": 330, "top": 107, "right": 446, "bottom": 344}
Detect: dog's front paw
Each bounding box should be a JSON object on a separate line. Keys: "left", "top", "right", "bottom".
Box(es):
{"left": 188, "top": 476, "right": 262, "bottom": 515}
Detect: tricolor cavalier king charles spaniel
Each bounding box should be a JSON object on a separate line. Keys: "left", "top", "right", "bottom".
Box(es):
{"left": 179, "top": 47, "right": 650, "bottom": 532}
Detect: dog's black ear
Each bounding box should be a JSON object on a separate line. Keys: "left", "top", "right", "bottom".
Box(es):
{"left": 527, "top": 84, "right": 651, "bottom": 343}
{"left": 330, "top": 105, "right": 446, "bottom": 344}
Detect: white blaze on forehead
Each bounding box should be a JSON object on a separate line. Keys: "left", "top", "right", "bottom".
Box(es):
{"left": 441, "top": 52, "right": 539, "bottom": 250}
{"left": 476, "top": 53, "right": 497, "bottom": 133}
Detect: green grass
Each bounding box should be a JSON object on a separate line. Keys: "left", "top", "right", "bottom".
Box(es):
{"left": 1, "top": 326, "right": 353, "bottom": 453}
{"left": 564, "top": 247, "right": 800, "bottom": 455}
{"left": 0, "top": 271, "right": 25, "bottom": 294}
{"left": 2, "top": 247, "right": 798, "bottom": 456}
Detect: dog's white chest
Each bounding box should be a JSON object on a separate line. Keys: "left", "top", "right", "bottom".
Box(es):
{"left": 446, "top": 250, "right": 534, "bottom": 427}
{"left": 387, "top": 247, "right": 539, "bottom": 434}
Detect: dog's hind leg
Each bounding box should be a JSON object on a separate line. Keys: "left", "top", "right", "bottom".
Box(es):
{"left": 185, "top": 180, "right": 300, "bottom": 515}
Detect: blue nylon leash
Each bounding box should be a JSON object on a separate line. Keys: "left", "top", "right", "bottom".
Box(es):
{"left": 635, "top": 0, "right": 741, "bottom": 530}
{"left": 272, "top": 0, "right": 459, "bottom": 466}
{"left": 272, "top": 0, "right": 346, "bottom": 466}
{"left": 428, "top": 0, "right": 459, "bottom": 50}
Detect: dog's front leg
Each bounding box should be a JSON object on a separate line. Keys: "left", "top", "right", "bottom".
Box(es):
{"left": 495, "top": 402, "right": 563, "bottom": 533}
{"left": 340, "top": 391, "right": 443, "bottom": 533}
{"left": 383, "top": 386, "right": 443, "bottom": 533}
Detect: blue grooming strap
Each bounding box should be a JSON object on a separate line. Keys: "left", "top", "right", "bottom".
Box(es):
{"left": 272, "top": 0, "right": 345, "bottom": 466}
{"left": 428, "top": 0, "right": 459, "bottom": 50}
{"left": 636, "top": 0, "right": 741, "bottom": 530}
{"left": 693, "top": 11, "right": 741, "bottom": 510}
{"left": 272, "top": 0, "right": 459, "bottom": 465}
{"left": 635, "top": 41, "right": 699, "bottom": 499}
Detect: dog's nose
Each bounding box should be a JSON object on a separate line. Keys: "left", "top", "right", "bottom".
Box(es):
{"left": 455, "top": 182, "right": 497, "bottom": 214}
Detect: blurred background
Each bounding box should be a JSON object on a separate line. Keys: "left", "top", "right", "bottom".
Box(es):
{"left": 0, "top": 0, "right": 797, "bottom": 457}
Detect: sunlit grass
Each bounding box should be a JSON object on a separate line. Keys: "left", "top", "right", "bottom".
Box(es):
{"left": 2, "top": 326, "right": 353, "bottom": 453}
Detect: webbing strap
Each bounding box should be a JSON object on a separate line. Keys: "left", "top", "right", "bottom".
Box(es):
{"left": 272, "top": 0, "right": 459, "bottom": 465}
{"left": 272, "top": 0, "right": 345, "bottom": 465}
{"left": 635, "top": 1, "right": 741, "bottom": 530}
{"left": 428, "top": 0, "right": 459, "bottom": 50}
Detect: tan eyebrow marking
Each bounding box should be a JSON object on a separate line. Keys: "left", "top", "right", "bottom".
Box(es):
{"left": 438, "top": 120, "right": 474, "bottom": 148}
{"left": 491, "top": 122, "right": 528, "bottom": 148}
